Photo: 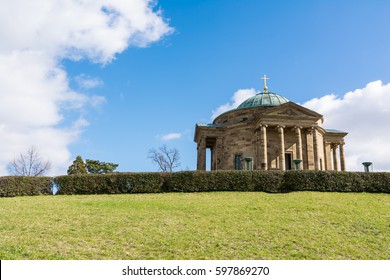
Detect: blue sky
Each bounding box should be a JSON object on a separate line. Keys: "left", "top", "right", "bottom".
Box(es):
{"left": 1, "top": 0, "right": 390, "bottom": 174}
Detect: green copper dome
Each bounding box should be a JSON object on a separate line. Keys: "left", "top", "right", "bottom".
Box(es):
{"left": 237, "top": 92, "right": 289, "bottom": 109}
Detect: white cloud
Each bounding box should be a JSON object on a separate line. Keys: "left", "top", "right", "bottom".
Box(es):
{"left": 75, "top": 74, "right": 103, "bottom": 89}
{"left": 211, "top": 88, "right": 257, "bottom": 120}
{"left": 303, "top": 80, "right": 390, "bottom": 171}
{"left": 160, "top": 133, "right": 182, "bottom": 141}
{"left": 0, "top": 0, "right": 173, "bottom": 63}
{"left": 0, "top": 0, "right": 172, "bottom": 175}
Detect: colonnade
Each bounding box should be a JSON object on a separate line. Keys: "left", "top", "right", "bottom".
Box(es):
{"left": 258, "top": 124, "right": 345, "bottom": 171}
{"left": 196, "top": 125, "right": 346, "bottom": 171}
{"left": 331, "top": 142, "right": 346, "bottom": 171}
{"left": 259, "top": 124, "right": 305, "bottom": 171}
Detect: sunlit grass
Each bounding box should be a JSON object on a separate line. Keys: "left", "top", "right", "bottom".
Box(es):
{"left": 0, "top": 192, "right": 388, "bottom": 259}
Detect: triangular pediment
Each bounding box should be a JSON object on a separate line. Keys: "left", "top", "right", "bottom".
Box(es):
{"left": 262, "top": 102, "right": 323, "bottom": 119}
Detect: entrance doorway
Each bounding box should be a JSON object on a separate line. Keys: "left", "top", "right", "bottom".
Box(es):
{"left": 285, "top": 153, "right": 292, "bottom": 170}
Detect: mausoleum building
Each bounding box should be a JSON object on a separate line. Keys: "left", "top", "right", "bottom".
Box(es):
{"left": 194, "top": 76, "right": 347, "bottom": 171}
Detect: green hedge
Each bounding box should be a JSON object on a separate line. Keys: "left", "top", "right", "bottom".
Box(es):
{"left": 166, "top": 170, "right": 286, "bottom": 193}
{"left": 166, "top": 170, "right": 389, "bottom": 193}
{"left": 166, "top": 171, "right": 254, "bottom": 192}
{"left": 54, "top": 172, "right": 163, "bottom": 195}
{"left": 1, "top": 171, "right": 389, "bottom": 197}
{"left": 283, "top": 171, "right": 390, "bottom": 193}
{"left": 0, "top": 176, "right": 53, "bottom": 197}
{"left": 252, "top": 170, "right": 286, "bottom": 193}
{"left": 283, "top": 171, "right": 362, "bottom": 192}
{"left": 359, "top": 172, "right": 390, "bottom": 193}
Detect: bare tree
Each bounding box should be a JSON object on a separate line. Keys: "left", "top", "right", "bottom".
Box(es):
{"left": 7, "top": 146, "right": 52, "bottom": 176}
{"left": 148, "top": 145, "right": 180, "bottom": 172}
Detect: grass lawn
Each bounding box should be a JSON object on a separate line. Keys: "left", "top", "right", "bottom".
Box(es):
{"left": 0, "top": 192, "right": 388, "bottom": 260}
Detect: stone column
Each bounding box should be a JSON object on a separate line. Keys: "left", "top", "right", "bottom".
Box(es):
{"left": 313, "top": 127, "right": 319, "bottom": 170}
{"left": 332, "top": 143, "right": 338, "bottom": 171}
{"left": 215, "top": 137, "right": 223, "bottom": 170}
{"left": 295, "top": 126, "right": 303, "bottom": 169}
{"left": 260, "top": 125, "right": 268, "bottom": 170}
{"left": 197, "top": 137, "right": 206, "bottom": 170}
{"left": 339, "top": 142, "right": 346, "bottom": 171}
{"left": 210, "top": 146, "right": 215, "bottom": 170}
{"left": 324, "top": 142, "right": 332, "bottom": 171}
{"left": 278, "top": 125, "right": 285, "bottom": 171}
{"left": 305, "top": 128, "right": 314, "bottom": 170}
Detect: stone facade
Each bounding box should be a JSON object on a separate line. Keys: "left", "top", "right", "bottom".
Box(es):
{"left": 194, "top": 98, "right": 347, "bottom": 171}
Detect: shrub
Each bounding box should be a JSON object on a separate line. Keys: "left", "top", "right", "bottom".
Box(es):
{"left": 1, "top": 170, "right": 388, "bottom": 197}
{"left": 283, "top": 171, "right": 390, "bottom": 193}
{"left": 166, "top": 170, "right": 390, "bottom": 194}
{"left": 252, "top": 170, "right": 285, "bottom": 193}
{"left": 165, "top": 170, "right": 287, "bottom": 193}
{"left": 165, "top": 171, "right": 256, "bottom": 192}
{"left": 55, "top": 173, "right": 163, "bottom": 195}
{"left": 164, "top": 171, "right": 212, "bottom": 192}
{"left": 0, "top": 176, "right": 53, "bottom": 197}
{"left": 361, "top": 172, "right": 390, "bottom": 193}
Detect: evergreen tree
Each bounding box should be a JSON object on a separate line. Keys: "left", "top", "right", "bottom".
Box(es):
{"left": 85, "top": 159, "right": 118, "bottom": 174}
{"left": 67, "top": 155, "right": 87, "bottom": 175}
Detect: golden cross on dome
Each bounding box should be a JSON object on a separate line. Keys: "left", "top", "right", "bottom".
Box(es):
{"left": 261, "top": 74, "right": 269, "bottom": 93}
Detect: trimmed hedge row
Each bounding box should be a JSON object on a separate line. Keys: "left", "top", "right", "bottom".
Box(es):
{"left": 0, "top": 171, "right": 389, "bottom": 197}
{"left": 165, "top": 170, "right": 286, "bottom": 193}
{"left": 54, "top": 173, "right": 164, "bottom": 195}
{"left": 0, "top": 176, "right": 52, "bottom": 197}
{"left": 283, "top": 171, "right": 390, "bottom": 193}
